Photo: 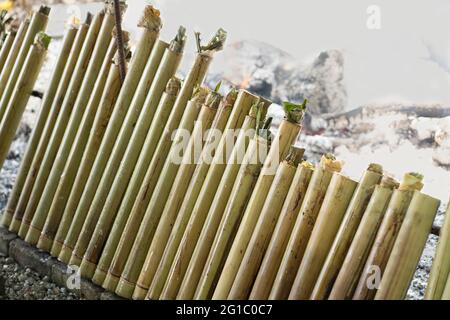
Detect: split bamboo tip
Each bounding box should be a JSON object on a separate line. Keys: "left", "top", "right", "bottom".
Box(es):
{"left": 192, "top": 86, "right": 210, "bottom": 105}
{"left": 196, "top": 28, "right": 228, "bottom": 54}
{"left": 380, "top": 175, "right": 400, "bottom": 190}
{"left": 169, "top": 26, "right": 187, "bottom": 54}
{"left": 399, "top": 172, "right": 424, "bottom": 191}
{"left": 66, "top": 16, "right": 81, "bottom": 29}
{"left": 301, "top": 160, "right": 315, "bottom": 170}
{"left": 105, "top": 0, "right": 128, "bottom": 18}
{"left": 285, "top": 146, "right": 305, "bottom": 166}
{"left": 282, "top": 98, "right": 308, "bottom": 124}
{"left": 166, "top": 77, "right": 182, "bottom": 96}
{"left": 138, "top": 5, "right": 162, "bottom": 32}
{"left": 38, "top": 5, "right": 51, "bottom": 16}
{"left": 84, "top": 12, "right": 93, "bottom": 25}
{"left": 223, "top": 88, "right": 239, "bottom": 107}
{"left": 319, "top": 153, "right": 343, "bottom": 172}
{"left": 35, "top": 32, "right": 51, "bottom": 50}
{"left": 367, "top": 163, "right": 383, "bottom": 174}
{"left": 205, "top": 90, "right": 223, "bottom": 109}
{"left": 248, "top": 99, "right": 269, "bottom": 121}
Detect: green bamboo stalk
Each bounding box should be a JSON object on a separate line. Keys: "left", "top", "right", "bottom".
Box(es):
{"left": 19, "top": 9, "right": 116, "bottom": 240}
{"left": 288, "top": 173, "right": 358, "bottom": 300}
{"left": 190, "top": 121, "right": 272, "bottom": 300}
{"left": 79, "top": 28, "right": 186, "bottom": 279}
{"left": 136, "top": 89, "right": 238, "bottom": 300}
{"left": 0, "top": 18, "right": 29, "bottom": 123}
{"left": 426, "top": 200, "right": 450, "bottom": 299}
{"left": 92, "top": 77, "right": 181, "bottom": 285}
{"left": 250, "top": 161, "right": 314, "bottom": 300}
{"left": 329, "top": 176, "right": 399, "bottom": 300}
{"left": 0, "top": 32, "right": 50, "bottom": 170}
{"left": 0, "top": 23, "right": 78, "bottom": 228}
{"left": 213, "top": 100, "right": 307, "bottom": 299}
{"left": 228, "top": 147, "right": 304, "bottom": 300}
{"left": 0, "top": 6, "right": 50, "bottom": 123}
{"left": 353, "top": 172, "right": 424, "bottom": 300}
{"left": 375, "top": 191, "right": 440, "bottom": 300}
{"left": 0, "top": 31, "right": 15, "bottom": 76}
{"left": 269, "top": 154, "right": 343, "bottom": 300}
{"left": 8, "top": 12, "right": 102, "bottom": 234}
{"left": 311, "top": 164, "right": 383, "bottom": 300}
{"left": 57, "top": 5, "right": 162, "bottom": 265}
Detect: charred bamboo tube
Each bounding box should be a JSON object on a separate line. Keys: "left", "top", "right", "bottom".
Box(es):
{"left": 153, "top": 97, "right": 263, "bottom": 300}
{"left": 0, "top": 23, "right": 78, "bottom": 228}
{"left": 425, "top": 200, "right": 450, "bottom": 300}
{"left": 189, "top": 121, "right": 272, "bottom": 300}
{"left": 353, "top": 172, "right": 424, "bottom": 300}
{"left": 69, "top": 38, "right": 167, "bottom": 267}
{"left": 311, "top": 164, "right": 383, "bottom": 300}
{"left": 213, "top": 101, "right": 307, "bottom": 299}
{"left": 8, "top": 13, "right": 102, "bottom": 234}
{"left": 250, "top": 161, "right": 314, "bottom": 300}
{"left": 105, "top": 29, "right": 226, "bottom": 294}
{"left": 0, "top": 19, "right": 30, "bottom": 121}
{"left": 113, "top": 87, "right": 210, "bottom": 298}
{"left": 0, "top": 31, "right": 15, "bottom": 77}
{"left": 92, "top": 77, "right": 181, "bottom": 285}
{"left": 288, "top": 174, "right": 358, "bottom": 300}
{"left": 136, "top": 89, "right": 237, "bottom": 300}
{"left": 79, "top": 29, "right": 186, "bottom": 279}
{"left": 0, "top": 6, "right": 50, "bottom": 123}
{"left": 269, "top": 154, "right": 342, "bottom": 300}
{"left": 58, "top": 6, "right": 162, "bottom": 265}
{"left": 39, "top": 53, "right": 125, "bottom": 253}
{"left": 375, "top": 191, "right": 440, "bottom": 300}
{"left": 329, "top": 177, "right": 399, "bottom": 300}
{"left": 0, "top": 32, "right": 50, "bottom": 169}
{"left": 19, "top": 10, "right": 116, "bottom": 240}
{"left": 228, "top": 147, "right": 304, "bottom": 300}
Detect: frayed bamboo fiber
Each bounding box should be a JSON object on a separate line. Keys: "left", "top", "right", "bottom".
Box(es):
{"left": 0, "top": 32, "right": 50, "bottom": 175}
{"left": 18, "top": 11, "right": 115, "bottom": 240}
{"left": 228, "top": 147, "right": 304, "bottom": 300}
{"left": 79, "top": 29, "right": 186, "bottom": 279}
{"left": 0, "top": 6, "right": 50, "bottom": 126}
{"left": 288, "top": 173, "right": 358, "bottom": 300}
{"left": 112, "top": 88, "right": 210, "bottom": 298}
{"left": 328, "top": 177, "right": 399, "bottom": 300}
{"left": 92, "top": 77, "right": 181, "bottom": 285}
{"left": 57, "top": 5, "right": 162, "bottom": 265}
{"left": 8, "top": 13, "right": 102, "bottom": 234}
{"left": 0, "top": 31, "right": 15, "bottom": 77}
{"left": 213, "top": 101, "right": 307, "bottom": 299}
{"left": 425, "top": 200, "right": 450, "bottom": 299}
{"left": 353, "top": 172, "right": 424, "bottom": 300}
{"left": 136, "top": 89, "right": 237, "bottom": 300}
{"left": 39, "top": 53, "right": 125, "bottom": 253}
{"left": 154, "top": 97, "right": 263, "bottom": 300}
{"left": 375, "top": 191, "right": 440, "bottom": 300}
{"left": 0, "top": 24, "right": 77, "bottom": 228}
{"left": 0, "top": 19, "right": 30, "bottom": 121}
{"left": 250, "top": 162, "right": 314, "bottom": 300}
{"left": 70, "top": 38, "right": 167, "bottom": 268}
{"left": 105, "top": 29, "right": 224, "bottom": 293}
{"left": 191, "top": 125, "right": 272, "bottom": 300}
{"left": 311, "top": 164, "right": 383, "bottom": 300}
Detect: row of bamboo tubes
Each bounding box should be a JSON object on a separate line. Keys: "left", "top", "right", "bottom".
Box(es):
{"left": 0, "top": 2, "right": 447, "bottom": 300}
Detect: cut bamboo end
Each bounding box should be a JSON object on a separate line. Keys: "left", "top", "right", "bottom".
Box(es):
{"left": 398, "top": 172, "right": 424, "bottom": 191}
{"left": 116, "top": 279, "right": 135, "bottom": 299}
{"left": 105, "top": 0, "right": 128, "bottom": 18}
{"left": 38, "top": 5, "right": 51, "bottom": 16}
{"left": 137, "top": 5, "right": 162, "bottom": 32}
{"left": 103, "top": 273, "right": 120, "bottom": 292}
{"left": 319, "top": 153, "right": 344, "bottom": 172}
{"left": 169, "top": 26, "right": 187, "bottom": 53}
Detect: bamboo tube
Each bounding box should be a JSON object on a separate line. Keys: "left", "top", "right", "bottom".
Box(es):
{"left": 134, "top": 89, "right": 236, "bottom": 300}
{"left": 250, "top": 161, "right": 314, "bottom": 300}
{"left": 57, "top": 6, "right": 162, "bottom": 265}
{"left": 269, "top": 155, "right": 343, "bottom": 300}
{"left": 92, "top": 77, "right": 181, "bottom": 285}
{"left": 0, "top": 31, "right": 15, "bottom": 77}
{"left": 105, "top": 29, "right": 226, "bottom": 294}
{"left": 329, "top": 177, "right": 399, "bottom": 300}
{"left": 0, "top": 32, "right": 50, "bottom": 170}
{"left": 113, "top": 87, "right": 210, "bottom": 298}
{"left": 353, "top": 172, "right": 424, "bottom": 300}
{"left": 375, "top": 191, "right": 440, "bottom": 300}
{"left": 189, "top": 120, "right": 272, "bottom": 300}
{"left": 288, "top": 173, "right": 358, "bottom": 300}
{"left": 18, "top": 10, "right": 116, "bottom": 240}
{"left": 8, "top": 13, "right": 102, "bottom": 234}
{"left": 0, "top": 18, "right": 30, "bottom": 121}
{"left": 143, "top": 97, "right": 262, "bottom": 300}
{"left": 311, "top": 164, "right": 383, "bottom": 300}
{"left": 39, "top": 52, "right": 126, "bottom": 253}
{"left": 0, "top": 23, "right": 78, "bottom": 228}
{"left": 78, "top": 29, "right": 186, "bottom": 279}
{"left": 228, "top": 147, "right": 304, "bottom": 300}
{"left": 213, "top": 100, "right": 307, "bottom": 299}
{"left": 442, "top": 272, "right": 450, "bottom": 300}
{"left": 0, "top": 6, "right": 50, "bottom": 123}
{"left": 425, "top": 200, "right": 450, "bottom": 299}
